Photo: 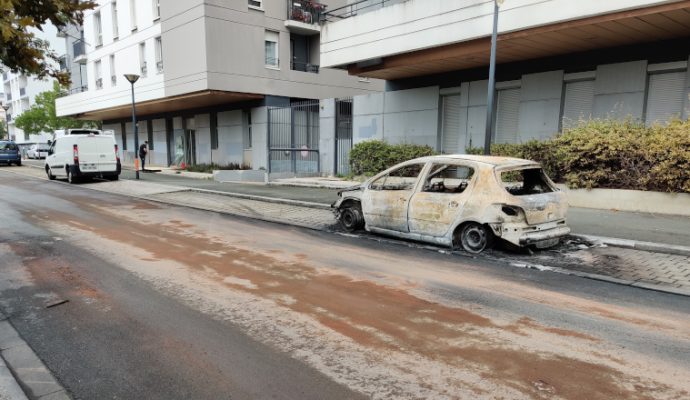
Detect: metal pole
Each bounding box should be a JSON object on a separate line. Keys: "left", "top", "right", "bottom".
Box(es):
{"left": 483, "top": 1, "right": 500, "bottom": 155}
{"left": 131, "top": 82, "right": 139, "bottom": 179}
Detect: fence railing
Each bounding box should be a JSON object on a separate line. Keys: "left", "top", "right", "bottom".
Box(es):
{"left": 291, "top": 61, "right": 319, "bottom": 73}
{"left": 321, "top": 0, "right": 398, "bottom": 22}
{"left": 268, "top": 100, "right": 320, "bottom": 175}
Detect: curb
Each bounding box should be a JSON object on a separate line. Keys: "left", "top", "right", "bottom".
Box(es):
{"left": 185, "top": 188, "right": 332, "bottom": 210}
{"left": 0, "top": 311, "right": 70, "bottom": 400}
{"left": 571, "top": 234, "right": 690, "bottom": 257}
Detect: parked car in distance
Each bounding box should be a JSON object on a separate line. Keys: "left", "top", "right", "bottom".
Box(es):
{"left": 45, "top": 129, "right": 121, "bottom": 183}
{"left": 27, "top": 143, "right": 51, "bottom": 159}
{"left": 333, "top": 155, "right": 570, "bottom": 253}
{"left": 0, "top": 140, "right": 21, "bottom": 166}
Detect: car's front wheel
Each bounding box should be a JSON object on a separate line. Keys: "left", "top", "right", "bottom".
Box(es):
{"left": 339, "top": 204, "right": 364, "bottom": 232}
{"left": 46, "top": 166, "right": 56, "bottom": 180}
{"left": 456, "top": 222, "right": 494, "bottom": 254}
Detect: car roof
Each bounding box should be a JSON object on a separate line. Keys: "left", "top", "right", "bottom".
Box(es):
{"left": 409, "top": 154, "right": 540, "bottom": 168}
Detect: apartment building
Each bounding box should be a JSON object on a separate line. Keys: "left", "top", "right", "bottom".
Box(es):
{"left": 1, "top": 24, "right": 65, "bottom": 143}
{"left": 320, "top": 0, "right": 690, "bottom": 153}
{"left": 56, "top": 0, "right": 384, "bottom": 169}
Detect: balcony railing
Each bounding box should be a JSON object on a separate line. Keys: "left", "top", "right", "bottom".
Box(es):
{"left": 96, "top": 78, "right": 103, "bottom": 89}
{"left": 288, "top": 0, "right": 327, "bottom": 24}
{"left": 111, "top": 75, "right": 117, "bottom": 85}
{"left": 69, "top": 85, "right": 88, "bottom": 94}
{"left": 156, "top": 60, "right": 163, "bottom": 73}
{"left": 291, "top": 61, "right": 319, "bottom": 73}
{"left": 321, "top": 0, "right": 397, "bottom": 22}
{"left": 141, "top": 62, "right": 148, "bottom": 77}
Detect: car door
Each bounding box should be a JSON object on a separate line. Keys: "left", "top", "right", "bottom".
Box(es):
{"left": 408, "top": 162, "right": 476, "bottom": 237}
{"left": 362, "top": 162, "right": 427, "bottom": 232}
{"left": 46, "top": 141, "right": 62, "bottom": 175}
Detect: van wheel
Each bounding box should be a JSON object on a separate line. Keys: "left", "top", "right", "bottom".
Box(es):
{"left": 46, "top": 167, "right": 56, "bottom": 180}
{"left": 456, "top": 222, "right": 494, "bottom": 254}
{"left": 67, "top": 169, "right": 76, "bottom": 184}
{"left": 339, "top": 204, "right": 364, "bottom": 232}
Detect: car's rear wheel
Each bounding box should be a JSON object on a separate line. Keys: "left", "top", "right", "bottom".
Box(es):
{"left": 67, "top": 169, "right": 76, "bottom": 184}
{"left": 339, "top": 204, "right": 364, "bottom": 232}
{"left": 457, "top": 222, "right": 494, "bottom": 254}
{"left": 46, "top": 166, "right": 56, "bottom": 180}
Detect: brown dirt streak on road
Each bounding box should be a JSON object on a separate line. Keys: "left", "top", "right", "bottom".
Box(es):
{"left": 24, "top": 207, "right": 684, "bottom": 400}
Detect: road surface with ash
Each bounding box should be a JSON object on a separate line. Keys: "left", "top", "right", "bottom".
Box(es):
{"left": 1, "top": 170, "right": 689, "bottom": 400}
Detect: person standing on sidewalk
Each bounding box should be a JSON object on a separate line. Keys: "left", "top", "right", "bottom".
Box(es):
{"left": 139, "top": 141, "right": 148, "bottom": 172}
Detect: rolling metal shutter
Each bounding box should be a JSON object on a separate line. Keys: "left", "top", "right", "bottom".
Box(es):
{"left": 562, "top": 80, "right": 595, "bottom": 129}
{"left": 645, "top": 71, "right": 687, "bottom": 126}
{"left": 494, "top": 88, "right": 521, "bottom": 144}
{"left": 440, "top": 95, "right": 462, "bottom": 154}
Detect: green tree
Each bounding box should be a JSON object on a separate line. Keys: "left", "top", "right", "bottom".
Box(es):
{"left": 14, "top": 81, "right": 98, "bottom": 135}
{"left": 0, "top": 0, "right": 96, "bottom": 85}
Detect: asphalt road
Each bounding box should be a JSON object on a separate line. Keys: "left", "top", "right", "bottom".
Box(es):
{"left": 1, "top": 168, "right": 690, "bottom": 399}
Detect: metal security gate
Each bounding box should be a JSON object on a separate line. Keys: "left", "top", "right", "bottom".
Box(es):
{"left": 268, "top": 100, "right": 320, "bottom": 175}
{"left": 335, "top": 98, "right": 353, "bottom": 175}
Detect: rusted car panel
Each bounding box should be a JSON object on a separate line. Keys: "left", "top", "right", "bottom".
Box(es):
{"left": 333, "top": 155, "right": 570, "bottom": 252}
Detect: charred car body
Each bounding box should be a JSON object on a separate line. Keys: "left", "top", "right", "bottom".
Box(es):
{"left": 333, "top": 155, "right": 570, "bottom": 253}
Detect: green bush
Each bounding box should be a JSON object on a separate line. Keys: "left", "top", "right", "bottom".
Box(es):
{"left": 467, "top": 119, "right": 690, "bottom": 193}
{"left": 349, "top": 140, "right": 437, "bottom": 176}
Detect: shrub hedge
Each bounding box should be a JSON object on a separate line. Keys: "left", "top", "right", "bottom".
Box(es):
{"left": 349, "top": 140, "right": 437, "bottom": 176}
{"left": 466, "top": 119, "right": 690, "bottom": 193}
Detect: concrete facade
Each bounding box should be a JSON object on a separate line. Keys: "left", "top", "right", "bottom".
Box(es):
{"left": 59, "top": 0, "right": 384, "bottom": 170}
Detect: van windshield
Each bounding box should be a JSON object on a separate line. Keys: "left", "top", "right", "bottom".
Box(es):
{"left": 500, "top": 168, "right": 555, "bottom": 196}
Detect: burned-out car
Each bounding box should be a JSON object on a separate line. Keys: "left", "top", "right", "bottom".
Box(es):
{"left": 333, "top": 155, "right": 570, "bottom": 253}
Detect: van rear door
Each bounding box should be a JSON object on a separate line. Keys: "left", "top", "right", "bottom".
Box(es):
{"left": 75, "top": 136, "right": 117, "bottom": 173}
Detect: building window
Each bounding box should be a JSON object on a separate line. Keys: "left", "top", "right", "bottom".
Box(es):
{"left": 645, "top": 70, "right": 687, "bottom": 126}
{"left": 494, "top": 87, "right": 521, "bottom": 144}
{"left": 112, "top": 1, "right": 119, "bottom": 39}
{"left": 248, "top": 0, "right": 262, "bottom": 10}
{"left": 152, "top": 0, "right": 160, "bottom": 20}
{"left": 130, "top": 0, "right": 137, "bottom": 31}
{"left": 95, "top": 60, "right": 103, "bottom": 89}
{"left": 155, "top": 37, "right": 163, "bottom": 73}
{"left": 561, "top": 79, "right": 595, "bottom": 129}
{"left": 94, "top": 11, "right": 102, "bottom": 46}
{"left": 109, "top": 54, "right": 116, "bottom": 85}
{"left": 139, "top": 42, "right": 147, "bottom": 77}
{"left": 264, "top": 30, "right": 279, "bottom": 68}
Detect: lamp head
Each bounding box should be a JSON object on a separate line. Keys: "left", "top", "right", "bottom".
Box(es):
{"left": 124, "top": 74, "right": 140, "bottom": 84}
{"left": 496, "top": 0, "right": 504, "bottom": 6}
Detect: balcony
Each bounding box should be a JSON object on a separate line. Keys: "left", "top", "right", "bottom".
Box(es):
{"left": 73, "top": 40, "right": 87, "bottom": 64}
{"left": 69, "top": 85, "right": 88, "bottom": 94}
{"left": 141, "top": 62, "right": 148, "bottom": 77}
{"left": 96, "top": 78, "right": 103, "bottom": 90}
{"left": 285, "top": 0, "right": 325, "bottom": 35}
{"left": 291, "top": 61, "right": 319, "bottom": 74}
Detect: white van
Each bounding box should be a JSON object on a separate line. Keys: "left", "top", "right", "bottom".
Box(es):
{"left": 45, "top": 129, "right": 121, "bottom": 183}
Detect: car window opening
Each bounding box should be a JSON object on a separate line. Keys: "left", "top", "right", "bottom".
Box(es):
{"left": 423, "top": 164, "right": 474, "bottom": 194}
{"left": 501, "top": 168, "right": 555, "bottom": 196}
{"left": 370, "top": 164, "right": 424, "bottom": 191}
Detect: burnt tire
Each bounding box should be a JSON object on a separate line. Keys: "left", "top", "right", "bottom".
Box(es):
{"left": 457, "top": 222, "right": 494, "bottom": 254}
{"left": 339, "top": 205, "right": 364, "bottom": 232}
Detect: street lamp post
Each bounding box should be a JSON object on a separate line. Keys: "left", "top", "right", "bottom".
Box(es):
{"left": 483, "top": 0, "right": 504, "bottom": 155}
{"left": 1, "top": 103, "right": 9, "bottom": 141}
{"left": 124, "top": 74, "right": 140, "bottom": 179}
